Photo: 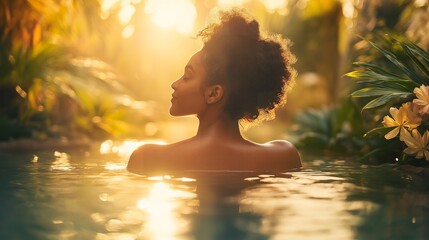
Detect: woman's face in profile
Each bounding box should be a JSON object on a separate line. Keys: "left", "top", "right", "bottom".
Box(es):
{"left": 170, "top": 51, "right": 208, "bottom": 117}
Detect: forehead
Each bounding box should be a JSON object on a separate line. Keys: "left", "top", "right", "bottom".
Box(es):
{"left": 187, "top": 51, "right": 204, "bottom": 69}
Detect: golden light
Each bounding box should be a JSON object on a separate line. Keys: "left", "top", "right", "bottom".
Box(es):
{"left": 144, "top": 122, "right": 158, "bottom": 136}
{"left": 259, "top": 0, "right": 287, "bottom": 12}
{"left": 99, "top": 140, "right": 166, "bottom": 159}
{"left": 341, "top": 0, "right": 356, "bottom": 29}
{"left": 104, "top": 162, "right": 127, "bottom": 170}
{"left": 217, "top": 0, "right": 249, "bottom": 6}
{"left": 99, "top": 140, "right": 114, "bottom": 154}
{"left": 50, "top": 151, "right": 74, "bottom": 171}
{"left": 122, "top": 25, "right": 135, "bottom": 38}
{"left": 101, "top": 0, "right": 140, "bottom": 21}
{"left": 144, "top": 0, "right": 197, "bottom": 34}
{"left": 136, "top": 182, "right": 196, "bottom": 239}
{"left": 342, "top": 0, "right": 355, "bottom": 19}
{"left": 118, "top": 4, "right": 136, "bottom": 25}
{"left": 415, "top": 0, "right": 427, "bottom": 7}
{"left": 101, "top": 0, "right": 118, "bottom": 18}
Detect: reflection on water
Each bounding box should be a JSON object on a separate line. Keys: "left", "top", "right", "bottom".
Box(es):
{"left": 136, "top": 182, "right": 197, "bottom": 239}
{"left": 99, "top": 139, "right": 166, "bottom": 159}
{"left": 50, "top": 151, "right": 74, "bottom": 171}
{"left": 0, "top": 148, "right": 428, "bottom": 239}
{"left": 239, "top": 173, "right": 367, "bottom": 239}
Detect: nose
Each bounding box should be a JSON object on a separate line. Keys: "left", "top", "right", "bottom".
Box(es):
{"left": 171, "top": 78, "right": 180, "bottom": 90}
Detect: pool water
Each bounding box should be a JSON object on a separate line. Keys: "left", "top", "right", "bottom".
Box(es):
{"left": 0, "top": 142, "right": 428, "bottom": 240}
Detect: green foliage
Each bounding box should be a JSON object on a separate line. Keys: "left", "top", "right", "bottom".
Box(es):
{"left": 346, "top": 34, "right": 429, "bottom": 110}
{"left": 0, "top": 0, "right": 150, "bottom": 140}
{"left": 289, "top": 98, "right": 405, "bottom": 164}
{"left": 347, "top": 34, "right": 429, "bottom": 165}
{"left": 290, "top": 98, "right": 368, "bottom": 156}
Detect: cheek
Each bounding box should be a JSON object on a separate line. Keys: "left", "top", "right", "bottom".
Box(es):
{"left": 169, "top": 93, "right": 206, "bottom": 116}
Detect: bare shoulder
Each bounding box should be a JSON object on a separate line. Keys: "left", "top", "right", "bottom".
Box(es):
{"left": 127, "top": 143, "right": 167, "bottom": 173}
{"left": 130, "top": 143, "right": 164, "bottom": 158}
{"left": 263, "top": 140, "right": 302, "bottom": 169}
{"left": 127, "top": 139, "right": 193, "bottom": 174}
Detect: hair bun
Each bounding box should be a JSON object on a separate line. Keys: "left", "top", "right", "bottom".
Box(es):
{"left": 201, "top": 9, "right": 260, "bottom": 42}
{"left": 218, "top": 12, "right": 260, "bottom": 41}
{"left": 198, "top": 9, "right": 296, "bottom": 124}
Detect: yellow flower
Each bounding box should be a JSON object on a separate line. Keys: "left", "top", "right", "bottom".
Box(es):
{"left": 402, "top": 129, "right": 429, "bottom": 160}
{"left": 413, "top": 85, "right": 429, "bottom": 115}
{"left": 382, "top": 102, "right": 421, "bottom": 140}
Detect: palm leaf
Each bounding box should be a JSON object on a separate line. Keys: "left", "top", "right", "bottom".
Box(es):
{"left": 351, "top": 87, "right": 411, "bottom": 97}
{"left": 348, "top": 35, "right": 429, "bottom": 111}
{"left": 346, "top": 69, "right": 408, "bottom": 82}
{"left": 368, "top": 40, "right": 427, "bottom": 85}
{"left": 354, "top": 80, "right": 417, "bottom": 92}
{"left": 362, "top": 94, "right": 411, "bottom": 110}
{"left": 351, "top": 62, "right": 408, "bottom": 80}
{"left": 400, "top": 42, "right": 429, "bottom": 80}
{"left": 400, "top": 37, "right": 429, "bottom": 65}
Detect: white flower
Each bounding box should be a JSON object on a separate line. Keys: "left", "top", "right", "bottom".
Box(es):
{"left": 382, "top": 102, "right": 422, "bottom": 140}
{"left": 402, "top": 129, "right": 429, "bottom": 161}
{"left": 413, "top": 85, "right": 429, "bottom": 115}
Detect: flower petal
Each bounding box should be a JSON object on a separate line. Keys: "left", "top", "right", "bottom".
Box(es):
{"left": 404, "top": 147, "right": 420, "bottom": 155}
{"left": 413, "top": 85, "right": 425, "bottom": 99}
{"left": 382, "top": 115, "right": 397, "bottom": 127}
{"left": 401, "top": 129, "right": 419, "bottom": 148}
{"left": 396, "top": 106, "right": 407, "bottom": 123}
{"left": 423, "top": 131, "right": 429, "bottom": 145}
{"left": 385, "top": 127, "right": 400, "bottom": 140}
{"left": 389, "top": 107, "right": 399, "bottom": 121}
{"left": 413, "top": 99, "right": 427, "bottom": 106}
{"left": 411, "top": 129, "right": 422, "bottom": 141}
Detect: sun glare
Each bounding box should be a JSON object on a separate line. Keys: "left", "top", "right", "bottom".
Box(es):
{"left": 99, "top": 140, "right": 166, "bottom": 159}
{"left": 136, "top": 182, "right": 196, "bottom": 239}
{"left": 144, "top": 0, "right": 197, "bottom": 34}
{"left": 259, "top": 0, "right": 287, "bottom": 12}
{"left": 217, "top": 0, "right": 249, "bottom": 6}
{"left": 118, "top": 4, "right": 136, "bottom": 25}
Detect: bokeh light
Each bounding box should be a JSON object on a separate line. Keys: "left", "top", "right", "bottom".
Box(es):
{"left": 217, "top": 0, "right": 250, "bottom": 7}
{"left": 144, "top": 0, "right": 197, "bottom": 34}
{"left": 259, "top": 0, "right": 287, "bottom": 12}
{"left": 121, "top": 25, "right": 135, "bottom": 38}
{"left": 118, "top": 4, "right": 136, "bottom": 25}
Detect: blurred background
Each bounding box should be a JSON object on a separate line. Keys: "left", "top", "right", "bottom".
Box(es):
{"left": 1, "top": 0, "right": 428, "bottom": 149}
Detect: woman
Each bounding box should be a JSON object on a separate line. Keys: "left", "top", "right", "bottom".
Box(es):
{"left": 128, "top": 9, "right": 301, "bottom": 174}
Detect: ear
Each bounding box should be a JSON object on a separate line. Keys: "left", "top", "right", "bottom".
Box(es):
{"left": 204, "top": 84, "right": 224, "bottom": 104}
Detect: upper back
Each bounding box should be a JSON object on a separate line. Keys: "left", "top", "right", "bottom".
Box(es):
{"left": 127, "top": 138, "right": 301, "bottom": 174}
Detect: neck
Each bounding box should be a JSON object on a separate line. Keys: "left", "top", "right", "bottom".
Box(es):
{"left": 196, "top": 113, "right": 242, "bottom": 140}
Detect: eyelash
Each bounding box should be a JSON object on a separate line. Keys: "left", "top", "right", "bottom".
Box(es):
{"left": 183, "top": 74, "right": 190, "bottom": 80}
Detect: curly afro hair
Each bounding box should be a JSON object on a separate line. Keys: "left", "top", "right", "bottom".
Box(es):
{"left": 197, "top": 9, "right": 296, "bottom": 123}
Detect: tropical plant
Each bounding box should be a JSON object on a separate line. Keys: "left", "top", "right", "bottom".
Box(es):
{"left": 0, "top": 0, "right": 150, "bottom": 140}
{"left": 347, "top": 34, "right": 429, "bottom": 166}
{"left": 289, "top": 98, "right": 368, "bottom": 156}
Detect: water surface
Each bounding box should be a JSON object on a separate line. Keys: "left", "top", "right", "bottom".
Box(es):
{"left": 0, "top": 141, "right": 428, "bottom": 240}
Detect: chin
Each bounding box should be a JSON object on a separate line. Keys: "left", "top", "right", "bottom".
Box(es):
{"left": 169, "top": 108, "right": 179, "bottom": 116}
